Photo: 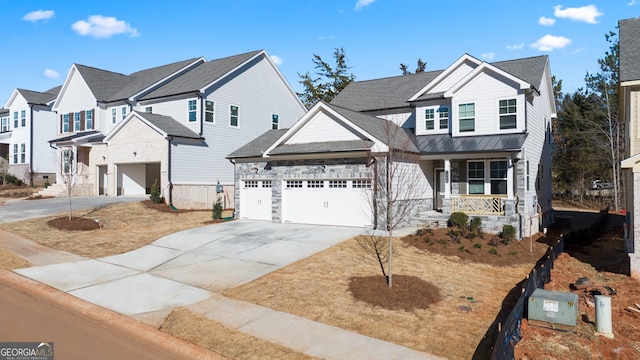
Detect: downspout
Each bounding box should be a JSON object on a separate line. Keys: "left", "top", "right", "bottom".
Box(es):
{"left": 29, "top": 105, "right": 34, "bottom": 185}
{"left": 196, "top": 92, "right": 204, "bottom": 136}
{"left": 367, "top": 151, "right": 378, "bottom": 230}
{"left": 167, "top": 136, "right": 174, "bottom": 208}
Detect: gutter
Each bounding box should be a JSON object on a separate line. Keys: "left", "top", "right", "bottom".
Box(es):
{"left": 196, "top": 92, "right": 204, "bottom": 136}
{"left": 166, "top": 135, "right": 174, "bottom": 207}
{"left": 29, "top": 105, "right": 34, "bottom": 185}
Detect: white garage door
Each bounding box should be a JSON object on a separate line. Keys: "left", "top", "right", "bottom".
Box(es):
{"left": 282, "top": 179, "right": 372, "bottom": 227}
{"left": 240, "top": 180, "right": 273, "bottom": 221}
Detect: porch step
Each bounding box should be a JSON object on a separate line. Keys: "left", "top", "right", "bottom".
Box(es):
{"left": 35, "top": 183, "right": 66, "bottom": 197}
{"left": 412, "top": 211, "right": 450, "bottom": 229}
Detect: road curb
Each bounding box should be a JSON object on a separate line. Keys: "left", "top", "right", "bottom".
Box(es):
{"left": 0, "top": 270, "right": 226, "bottom": 360}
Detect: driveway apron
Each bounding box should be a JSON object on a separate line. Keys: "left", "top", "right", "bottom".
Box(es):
{"left": 14, "top": 220, "right": 364, "bottom": 316}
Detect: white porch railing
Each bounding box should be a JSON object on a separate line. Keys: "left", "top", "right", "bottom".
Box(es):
{"left": 451, "top": 195, "right": 507, "bottom": 215}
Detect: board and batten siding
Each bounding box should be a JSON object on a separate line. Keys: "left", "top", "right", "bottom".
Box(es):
{"left": 287, "top": 112, "right": 362, "bottom": 144}
{"left": 31, "top": 107, "right": 58, "bottom": 173}
{"left": 55, "top": 71, "right": 98, "bottom": 133}
{"left": 430, "top": 61, "right": 476, "bottom": 93}
{"left": 452, "top": 72, "right": 525, "bottom": 136}
{"left": 171, "top": 55, "right": 306, "bottom": 185}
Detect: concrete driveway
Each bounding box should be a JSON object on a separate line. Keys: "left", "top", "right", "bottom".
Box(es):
{"left": 15, "top": 220, "right": 364, "bottom": 317}
{"left": 0, "top": 195, "right": 144, "bottom": 224}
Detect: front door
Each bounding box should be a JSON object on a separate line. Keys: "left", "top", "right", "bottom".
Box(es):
{"left": 435, "top": 169, "right": 445, "bottom": 210}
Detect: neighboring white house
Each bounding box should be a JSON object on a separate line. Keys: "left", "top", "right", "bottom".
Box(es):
{"left": 45, "top": 50, "right": 306, "bottom": 209}
{"left": 2, "top": 87, "right": 60, "bottom": 185}
{"left": 620, "top": 17, "right": 640, "bottom": 279}
{"left": 229, "top": 54, "right": 556, "bottom": 238}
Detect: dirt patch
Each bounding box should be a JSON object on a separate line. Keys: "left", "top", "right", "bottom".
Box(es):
{"left": 515, "top": 213, "right": 640, "bottom": 359}
{"left": 349, "top": 274, "right": 442, "bottom": 311}
{"left": 47, "top": 217, "right": 102, "bottom": 231}
{"left": 0, "top": 184, "right": 40, "bottom": 199}
{"left": 160, "top": 308, "right": 317, "bottom": 360}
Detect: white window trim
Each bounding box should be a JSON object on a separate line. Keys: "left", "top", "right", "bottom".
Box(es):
{"left": 188, "top": 99, "right": 197, "bottom": 122}
{"left": 458, "top": 103, "right": 475, "bottom": 133}
{"left": 229, "top": 104, "right": 239, "bottom": 127}
{"left": 272, "top": 114, "right": 279, "bottom": 129}
{"left": 438, "top": 106, "right": 449, "bottom": 130}
{"left": 205, "top": 100, "right": 215, "bottom": 124}
{"left": 498, "top": 97, "right": 517, "bottom": 130}
{"left": 111, "top": 108, "right": 117, "bottom": 124}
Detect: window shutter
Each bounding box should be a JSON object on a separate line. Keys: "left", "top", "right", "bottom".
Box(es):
{"left": 60, "top": 114, "right": 63, "bottom": 133}
{"left": 80, "top": 111, "right": 85, "bottom": 131}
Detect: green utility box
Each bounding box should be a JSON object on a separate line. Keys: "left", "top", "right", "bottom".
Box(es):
{"left": 528, "top": 288, "right": 578, "bottom": 331}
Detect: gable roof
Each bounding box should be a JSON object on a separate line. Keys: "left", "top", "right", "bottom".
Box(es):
{"left": 73, "top": 64, "right": 131, "bottom": 102}
{"left": 331, "top": 55, "right": 548, "bottom": 111}
{"left": 104, "top": 111, "right": 202, "bottom": 142}
{"left": 16, "top": 88, "right": 59, "bottom": 105}
{"left": 139, "top": 50, "right": 263, "bottom": 101}
{"left": 620, "top": 17, "right": 640, "bottom": 82}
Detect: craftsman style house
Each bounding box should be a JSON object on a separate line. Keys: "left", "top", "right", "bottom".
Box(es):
{"left": 229, "top": 54, "right": 556, "bottom": 238}
{"left": 42, "top": 50, "right": 306, "bottom": 208}
{"left": 1, "top": 87, "right": 60, "bottom": 185}
{"left": 620, "top": 17, "right": 640, "bottom": 279}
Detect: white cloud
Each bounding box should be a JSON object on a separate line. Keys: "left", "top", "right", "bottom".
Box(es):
{"left": 553, "top": 5, "right": 603, "bottom": 24}
{"left": 318, "top": 35, "right": 336, "bottom": 40}
{"left": 72, "top": 15, "right": 139, "bottom": 39}
{"left": 43, "top": 69, "right": 59, "bottom": 79}
{"left": 629, "top": 0, "right": 638, "bottom": 5}
{"left": 481, "top": 52, "right": 495, "bottom": 61}
{"left": 538, "top": 16, "right": 556, "bottom": 26}
{"left": 270, "top": 55, "right": 283, "bottom": 65}
{"left": 22, "top": 10, "right": 54, "bottom": 23}
{"left": 354, "top": 0, "right": 375, "bottom": 10}
{"left": 530, "top": 35, "right": 572, "bottom": 51}
{"left": 506, "top": 43, "right": 525, "bottom": 50}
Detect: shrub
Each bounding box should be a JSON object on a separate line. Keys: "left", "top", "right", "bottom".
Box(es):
{"left": 488, "top": 248, "right": 498, "bottom": 255}
{"left": 473, "top": 243, "right": 482, "bottom": 249}
{"left": 457, "top": 245, "right": 465, "bottom": 252}
{"left": 501, "top": 224, "right": 516, "bottom": 245}
{"left": 3, "top": 173, "right": 22, "bottom": 186}
{"left": 212, "top": 197, "right": 223, "bottom": 219}
{"left": 470, "top": 217, "right": 482, "bottom": 233}
{"left": 44, "top": 180, "right": 51, "bottom": 188}
{"left": 448, "top": 212, "right": 468, "bottom": 229}
{"left": 149, "top": 178, "right": 164, "bottom": 204}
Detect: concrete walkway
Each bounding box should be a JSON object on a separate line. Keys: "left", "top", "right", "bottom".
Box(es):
{"left": 4, "top": 221, "right": 441, "bottom": 360}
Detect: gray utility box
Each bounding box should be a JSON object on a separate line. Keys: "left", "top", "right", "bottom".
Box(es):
{"left": 528, "top": 288, "right": 578, "bottom": 331}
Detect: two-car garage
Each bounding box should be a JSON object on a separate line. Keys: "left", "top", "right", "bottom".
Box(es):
{"left": 239, "top": 178, "right": 373, "bottom": 228}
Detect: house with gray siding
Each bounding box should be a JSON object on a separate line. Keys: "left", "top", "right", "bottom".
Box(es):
{"left": 43, "top": 50, "right": 306, "bottom": 209}
{"left": 229, "top": 53, "right": 556, "bottom": 238}
{"left": 2, "top": 87, "right": 60, "bottom": 185}
{"left": 620, "top": 17, "right": 640, "bottom": 279}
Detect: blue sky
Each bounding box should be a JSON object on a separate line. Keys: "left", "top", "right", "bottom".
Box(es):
{"left": 1, "top": 1, "right": 637, "bottom": 104}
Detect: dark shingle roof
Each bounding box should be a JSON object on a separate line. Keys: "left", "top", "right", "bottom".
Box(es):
{"left": 227, "top": 129, "right": 287, "bottom": 158}
{"left": 49, "top": 130, "right": 102, "bottom": 143}
{"left": 106, "top": 57, "right": 203, "bottom": 101}
{"left": 74, "top": 64, "right": 131, "bottom": 102}
{"left": 331, "top": 55, "right": 548, "bottom": 111}
{"left": 17, "top": 88, "right": 59, "bottom": 105}
{"left": 325, "top": 103, "right": 418, "bottom": 152}
{"left": 620, "top": 18, "right": 640, "bottom": 82}
{"left": 270, "top": 140, "right": 375, "bottom": 155}
{"left": 331, "top": 70, "right": 443, "bottom": 111}
{"left": 136, "top": 112, "right": 202, "bottom": 139}
{"left": 139, "top": 51, "right": 262, "bottom": 101}
{"left": 415, "top": 133, "right": 527, "bottom": 155}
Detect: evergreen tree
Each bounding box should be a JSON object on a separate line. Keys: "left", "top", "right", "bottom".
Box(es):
{"left": 297, "top": 48, "right": 355, "bottom": 108}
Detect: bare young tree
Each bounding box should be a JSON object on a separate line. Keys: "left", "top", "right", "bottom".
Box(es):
{"left": 0, "top": 155, "right": 8, "bottom": 186}
{"left": 359, "top": 119, "right": 426, "bottom": 288}
{"left": 57, "top": 148, "right": 84, "bottom": 220}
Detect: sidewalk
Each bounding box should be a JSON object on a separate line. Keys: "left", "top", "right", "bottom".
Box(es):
{"left": 1, "top": 227, "right": 444, "bottom": 360}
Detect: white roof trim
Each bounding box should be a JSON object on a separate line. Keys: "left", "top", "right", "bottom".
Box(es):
{"left": 408, "top": 54, "right": 482, "bottom": 101}
{"left": 262, "top": 102, "right": 387, "bottom": 157}
{"left": 129, "top": 57, "right": 206, "bottom": 101}
{"left": 4, "top": 89, "right": 21, "bottom": 109}
{"left": 103, "top": 111, "right": 166, "bottom": 143}
{"left": 444, "top": 62, "right": 531, "bottom": 98}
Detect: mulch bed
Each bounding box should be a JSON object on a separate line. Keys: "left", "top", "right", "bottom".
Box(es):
{"left": 47, "top": 217, "right": 102, "bottom": 231}
{"left": 348, "top": 274, "right": 442, "bottom": 311}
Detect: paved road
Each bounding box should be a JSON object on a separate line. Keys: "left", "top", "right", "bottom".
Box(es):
{"left": 0, "top": 196, "right": 144, "bottom": 224}
{"left": 0, "top": 271, "right": 222, "bottom": 360}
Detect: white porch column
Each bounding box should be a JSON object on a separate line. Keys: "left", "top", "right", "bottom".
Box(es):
{"left": 507, "top": 158, "right": 515, "bottom": 199}
{"left": 444, "top": 159, "right": 451, "bottom": 198}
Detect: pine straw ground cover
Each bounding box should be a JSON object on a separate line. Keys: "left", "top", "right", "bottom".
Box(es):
{"left": 224, "top": 230, "right": 553, "bottom": 360}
